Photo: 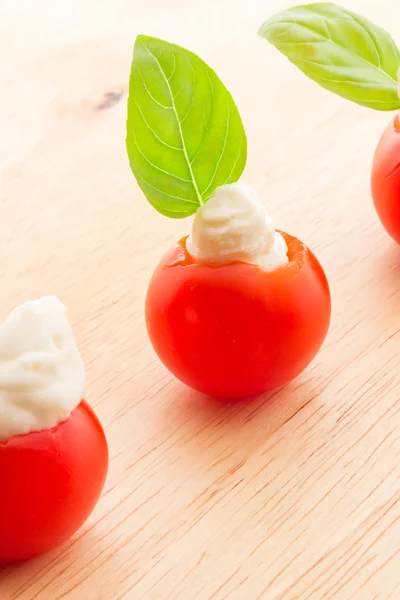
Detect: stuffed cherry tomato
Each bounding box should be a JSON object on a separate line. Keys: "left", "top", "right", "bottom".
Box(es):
{"left": 259, "top": 3, "right": 400, "bottom": 245}
{"left": 125, "top": 36, "right": 330, "bottom": 397}
{"left": 371, "top": 115, "right": 400, "bottom": 244}
{"left": 146, "top": 183, "right": 331, "bottom": 398}
{"left": 0, "top": 297, "right": 108, "bottom": 562}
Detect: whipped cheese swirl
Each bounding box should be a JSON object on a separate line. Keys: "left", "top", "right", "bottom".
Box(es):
{"left": 186, "top": 182, "right": 288, "bottom": 271}
{"left": 0, "top": 296, "right": 85, "bottom": 442}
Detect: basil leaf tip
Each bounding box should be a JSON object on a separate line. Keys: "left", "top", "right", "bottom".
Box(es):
{"left": 126, "top": 35, "right": 247, "bottom": 218}
{"left": 259, "top": 2, "right": 400, "bottom": 111}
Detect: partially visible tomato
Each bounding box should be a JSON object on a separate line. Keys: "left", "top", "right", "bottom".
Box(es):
{"left": 371, "top": 115, "right": 400, "bottom": 244}
{"left": 0, "top": 400, "right": 108, "bottom": 562}
{"left": 146, "top": 233, "right": 331, "bottom": 399}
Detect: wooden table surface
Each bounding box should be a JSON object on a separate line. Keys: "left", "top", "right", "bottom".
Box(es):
{"left": 1, "top": 0, "right": 400, "bottom": 598}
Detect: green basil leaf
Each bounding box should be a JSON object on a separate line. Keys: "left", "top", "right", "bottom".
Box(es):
{"left": 259, "top": 2, "right": 400, "bottom": 111}
{"left": 126, "top": 36, "right": 247, "bottom": 218}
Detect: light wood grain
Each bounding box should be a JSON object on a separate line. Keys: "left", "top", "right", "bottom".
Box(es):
{"left": 1, "top": 0, "right": 400, "bottom": 598}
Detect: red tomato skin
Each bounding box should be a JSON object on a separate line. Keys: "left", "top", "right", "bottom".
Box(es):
{"left": 146, "top": 233, "right": 331, "bottom": 399}
{"left": 0, "top": 400, "right": 108, "bottom": 562}
{"left": 371, "top": 115, "right": 400, "bottom": 244}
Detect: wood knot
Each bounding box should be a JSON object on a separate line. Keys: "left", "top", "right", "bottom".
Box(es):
{"left": 95, "top": 89, "right": 124, "bottom": 111}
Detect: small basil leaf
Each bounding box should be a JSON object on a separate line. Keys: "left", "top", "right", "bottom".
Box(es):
{"left": 259, "top": 3, "right": 400, "bottom": 111}
{"left": 126, "top": 35, "right": 247, "bottom": 218}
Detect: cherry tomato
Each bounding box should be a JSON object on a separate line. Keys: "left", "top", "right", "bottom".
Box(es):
{"left": 0, "top": 400, "right": 108, "bottom": 562}
{"left": 146, "top": 233, "right": 331, "bottom": 398}
{"left": 371, "top": 114, "right": 400, "bottom": 244}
